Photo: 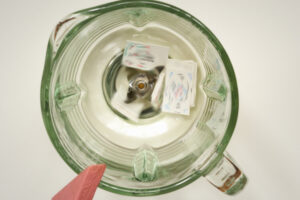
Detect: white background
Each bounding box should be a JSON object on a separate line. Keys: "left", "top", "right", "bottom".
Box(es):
{"left": 0, "top": 0, "right": 299, "bottom": 199}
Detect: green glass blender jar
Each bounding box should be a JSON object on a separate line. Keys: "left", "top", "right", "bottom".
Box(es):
{"left": 41, "top": 0, "right": 247, "bottom": 196}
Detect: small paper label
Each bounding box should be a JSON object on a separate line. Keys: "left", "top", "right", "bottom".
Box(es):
{"left": 151, "top": 69, "right": 166, "bottom": 108}
{"left": 188, "top": 61, "right": 197, "bottom": 107}
{"left": 122, "top": 41, "right": 169, "bottom": 71}
{"left": 162, "top": 59, "right": 197, "bottom": 115}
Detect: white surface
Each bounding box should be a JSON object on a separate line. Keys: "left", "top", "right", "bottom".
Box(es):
{"left": 0, "top": 0, "right": 299, "bottom": 199}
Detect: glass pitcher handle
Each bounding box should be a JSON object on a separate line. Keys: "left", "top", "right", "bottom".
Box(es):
{"left": 205, "top": 152, "right": 247, "bottom": 195}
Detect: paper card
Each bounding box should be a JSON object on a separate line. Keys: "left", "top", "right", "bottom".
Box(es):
{"left": 122, "top": 41, "right": 169, "bottom": 71}
{"left": 151, "top": 69, "right": 166, "bottom": 108}
{"left": 161, "top": 59, "right": 197, "bottom": 115}
{"left": 186, "top": 60, "right": 197, "bottom": 107}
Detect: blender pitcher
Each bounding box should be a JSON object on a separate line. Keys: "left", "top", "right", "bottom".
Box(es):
{"left": 41, "top": 0, "right": 247, "bottom": 196}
